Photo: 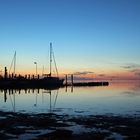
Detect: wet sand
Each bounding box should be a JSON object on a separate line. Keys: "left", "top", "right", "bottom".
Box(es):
{"left": 0, "top": 111, "right": 140, "bottom": 140}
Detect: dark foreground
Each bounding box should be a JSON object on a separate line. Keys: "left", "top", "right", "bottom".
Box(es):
{"left": 0, "top": 111, "right": 140, "bottom": 140}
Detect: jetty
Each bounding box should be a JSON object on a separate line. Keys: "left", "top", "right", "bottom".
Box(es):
{"left": 0, "top": 44, "right": 109, "bottom": 89}
{"left": 64, "top": 74, "right": 109, "bottom": 87}
{"left": 0, "top": 72, "right": 109, "bottom": 89}
{"left": 72, "top": 81, "right": 109, "bottom": 86}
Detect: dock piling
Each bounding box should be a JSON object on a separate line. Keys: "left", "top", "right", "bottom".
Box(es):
{"left": 4, "top": 67, "right": 8, "bottom": 79}
{"left": 65, "top": 75, "right": 68, "bottom": 86}
{"left": 71, "top": 74, "right": 73, "bottom": 86}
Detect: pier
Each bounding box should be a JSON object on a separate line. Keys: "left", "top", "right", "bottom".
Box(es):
{"left": 64, "top": 74, "right": 109, "bottom": 87}
{"left": 0, "top": 69, "right": 109, "bottom": 89}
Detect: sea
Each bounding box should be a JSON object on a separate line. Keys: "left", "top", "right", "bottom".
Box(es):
{"left": 0, "top": 80, "right": 140, "bottom": 116}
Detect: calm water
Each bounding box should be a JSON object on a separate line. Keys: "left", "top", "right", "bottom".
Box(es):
{"left": 0, "top": 80, "right": 140, "bottom": 116}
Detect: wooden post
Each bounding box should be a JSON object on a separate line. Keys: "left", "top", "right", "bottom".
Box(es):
{"left": 65, "top": 75, "right": 68, "bottom": 86}
{"left": 28, "top": 74, "right": 30, "bottom": 80}
{"left": 12, "top": 73, "right": 14, "bottom": 79}
{"left": 25, "top": 89, "right": 27, "bottom": 94}
{"left": 25, "top": 75, "right": 27, "bottom": 79}
{"left": 4, "top": 90, "right": 7, "bottom": 102}
{"left": 71, "top": 85, "right": 73, "bottom": 93}
{"left": 38, "top": 74, "right": 39, "bottom": 80}
{"left": 71, "top": 74, "right": 74, "bottom": 92}
{"left": 71, "top": 74, "right": 73, "bottom": 86}
{"left": 65, "top": 75, "right": 68, "bottom": 92}
{"left": 4, "top": 67, "right": 8, "bottom": 79}
{"left": 9, "top": 74, "right": 11, "bottom": 79}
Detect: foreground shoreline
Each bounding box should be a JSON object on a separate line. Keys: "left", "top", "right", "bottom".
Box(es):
{"left": 0, "top": 111, "right": 140, "bottom": 140}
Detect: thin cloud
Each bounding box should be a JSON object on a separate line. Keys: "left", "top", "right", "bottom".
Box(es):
{"left": 73, "top": 71, "right": 94, "bottom": 75}
{"left": 121, "top": 63, "right": 140, "bottom": 69}
{"left": 122, "top": 66, "right": 133, "bottom": 69}
{"left": 121, "top": 63, "right": 140, "bottom": 77}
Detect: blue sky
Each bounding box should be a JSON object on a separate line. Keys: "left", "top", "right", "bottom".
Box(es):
{"left": 0, "top": 0, "right": 140, "bottom": 78}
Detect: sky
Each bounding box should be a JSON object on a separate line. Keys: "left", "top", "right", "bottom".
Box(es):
{"left": 0, "top": 0, "right": 140, "bottom": 79}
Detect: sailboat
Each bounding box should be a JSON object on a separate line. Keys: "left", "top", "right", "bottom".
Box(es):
{"left": 0, "top": 43, "right": 64, "bottom": 88}
{"left": 39, "top": 43, "right": 64, "bottom": 87}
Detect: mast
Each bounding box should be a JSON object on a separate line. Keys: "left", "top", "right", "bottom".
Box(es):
{"left": 50, "top": 43, "right": 52, "bottom": 77}
{"left": 14, "top": 51, "right": 16, "bottom": 76}
{"left": 49, "top": 43, "right": 59, "bottom": 78}
{"left": 52, "top": 49, "right": 58, "bottom": 77}
{"left": 9, "top": 51, "right": 16, "bottom": 76}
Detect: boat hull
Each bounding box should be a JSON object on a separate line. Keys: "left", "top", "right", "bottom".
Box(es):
{"left": 0, "top": 77, "right": 64, "bottom": 89}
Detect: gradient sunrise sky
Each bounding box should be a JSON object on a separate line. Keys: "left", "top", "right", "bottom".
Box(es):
{"left": 0, "top": 0, "right": 140, "bottom": 79}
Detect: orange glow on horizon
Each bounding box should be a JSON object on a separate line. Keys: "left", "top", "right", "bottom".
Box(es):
{"left": 1, "top": 66, "right": 139, "bottom": 80}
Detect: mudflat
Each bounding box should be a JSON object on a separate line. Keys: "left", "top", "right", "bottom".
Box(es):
{"left": 0, "top": 111, "right": 140, "bottom": 140}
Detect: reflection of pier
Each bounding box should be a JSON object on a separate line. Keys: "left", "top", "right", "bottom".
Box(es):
{"left": 42, "top": 89, "right": 59, "bottom": 113}
{"left": 2, "top": 88, "right": 59, "bottom": 113}
{"left": 4, "top": 89, "right": 16, "bottom": 112}
{"left": 3, "top": 89, "right": 42, "bottom": 112}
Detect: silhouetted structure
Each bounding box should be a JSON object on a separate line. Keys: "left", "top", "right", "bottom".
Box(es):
{"left": 4, "top": 67, "right": 8, "bottom": 79}
{"left": 0, "top": 43, "right": 64, "bottom": 89}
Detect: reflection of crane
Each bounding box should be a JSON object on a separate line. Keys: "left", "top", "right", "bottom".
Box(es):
{"left": 4, "top": 90, "right": 7, "bottom": 102}
{"left": 3, "top": 88, "right": 59, "bottom": 113}
{"left": 3, "top": 89, "right": 15, "bottom": 112}
{"left": 42, "top": 89, "right": 59, "bottom": 113}
{"left": 34, "top": 92, "right": 38, "bottom": 107}
{"left": 34, "top": 89, "right": 39, "bottom": 107}
{"left": 8, "top": 89, "right": 16, "bottom": 112}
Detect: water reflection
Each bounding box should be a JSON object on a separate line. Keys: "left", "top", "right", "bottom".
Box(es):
{"left": 3, "top": 89, "right": 16, "bottom": 112}
{"left": 42, "top": 89, "right": 59, "bottom": 113}
{"left": 0, "top": 80, "right": 140, "bottom": 115}
{"left": 1, "top": 88, "right": 61, "bottom": 113}
{"left": 111, "top": 81, "right": 140, "bottom": 96}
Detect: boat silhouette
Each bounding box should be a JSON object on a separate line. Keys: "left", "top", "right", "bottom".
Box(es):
{"left": 0, "top": 43, "right": 64, "bottom": 89}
